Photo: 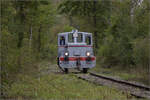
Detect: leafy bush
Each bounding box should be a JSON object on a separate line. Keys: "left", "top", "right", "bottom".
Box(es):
{"left": 63, "top": 25, "right": 75, "bottom": 32}
{"left": 132, "top": 38, "right": 149, "bottom": 68}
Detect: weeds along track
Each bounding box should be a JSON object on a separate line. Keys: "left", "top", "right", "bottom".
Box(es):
{"left": 75, "top": 72, "right": 150, "bottom": 99}
{"left": 56, "top": 66, "right": 150, "bottom": 99}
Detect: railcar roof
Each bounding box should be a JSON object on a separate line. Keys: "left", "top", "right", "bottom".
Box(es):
{"left": 58, "top": 32, "right": 92, "bottom": 35}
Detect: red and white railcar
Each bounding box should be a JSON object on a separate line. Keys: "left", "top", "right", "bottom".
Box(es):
{"left": 57, "top": 30, "right": 96, "bottom": 73}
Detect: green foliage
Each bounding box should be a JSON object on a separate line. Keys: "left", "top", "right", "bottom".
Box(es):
{"left": 63, "top": 25, "right": 74, "bottom": 32}
{"left": 132, "top": 38, "right": 149, "bottom": 68}
{"left": 96, "top": 0, "right": 149, "bottom": 68}
{"left": 58, "top": 1, "right": 150, "bottom": 86}
{"left": 1, "top": 0, "right": 150, "bottom": 98}
{"left": 1, "top": 0, "right": 57, "bottom": 87}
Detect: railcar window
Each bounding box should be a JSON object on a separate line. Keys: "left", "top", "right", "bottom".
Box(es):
{"left": 86, "top": 36, "right": 91, "bottom": 45}
{"left": 68, "top": 33, "right": 74, "bottom": 43}
{"left": 60, "top": 36, "right": 65, "bottom": 45}
{"left": 77, "top": 33, "right": 83, "bottom": 42}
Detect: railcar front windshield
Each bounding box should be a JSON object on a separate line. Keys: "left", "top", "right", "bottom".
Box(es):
{"left": 77, "top": 33, "right": 83, "bottom": 43}
{"left": 68, "top": 32, "right": 92, "bottom": 45}
{"left": 68, "top": 33, "right": 83, "bottom": 43}
{"left": 68, "top": 33, "right": 74, "bottom": 43}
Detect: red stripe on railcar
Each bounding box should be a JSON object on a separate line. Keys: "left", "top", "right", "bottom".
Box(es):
{"left": 59, "top": 57, "right": 96, "bottom": 61}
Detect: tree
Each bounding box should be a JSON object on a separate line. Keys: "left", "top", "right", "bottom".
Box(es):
{"left": 58, "top": 0, "right": 112, "bottom": 50}
{"left": 1, "top": 0, "right": 56, "bottom": 92}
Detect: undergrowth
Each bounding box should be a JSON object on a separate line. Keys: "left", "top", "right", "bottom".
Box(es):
{"left": 4, "top": 73, "right": 134, "bottom": 100}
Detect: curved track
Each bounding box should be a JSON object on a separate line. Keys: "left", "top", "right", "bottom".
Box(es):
{"left": 76, "top": 71, "right": 150, "bottom": 99}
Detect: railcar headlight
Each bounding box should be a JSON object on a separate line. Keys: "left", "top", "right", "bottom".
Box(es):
{"left": 65, "top": 52, "right": 69, "bottom": 56}
{"left": 86, "top": 52, "right": 90, "bottom": 56}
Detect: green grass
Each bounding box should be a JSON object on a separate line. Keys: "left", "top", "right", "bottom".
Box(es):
{"left": 3, "top": 61, "right": 146, "bottom": 100}
{"left": 92, "top": 64, "right": 149, "bottom": 85}
{"left": 5, "top": 73, "right": 135, "bottom": 100}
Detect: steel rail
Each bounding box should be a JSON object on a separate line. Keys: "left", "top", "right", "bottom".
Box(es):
{"left": 75, "top": 71, "right": 150, "bottom": 99}
{"left": 89, "top": 72, "right": 150, "bottom": 91}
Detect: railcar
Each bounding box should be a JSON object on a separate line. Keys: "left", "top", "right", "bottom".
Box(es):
{"left": 57, "top": 30, "right": 96, "bottom": 73}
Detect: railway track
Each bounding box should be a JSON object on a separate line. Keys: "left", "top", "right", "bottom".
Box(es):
{"left": 75, "top": 72, "right": 150, "bottom": 99}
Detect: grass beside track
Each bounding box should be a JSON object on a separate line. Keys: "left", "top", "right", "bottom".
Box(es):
{"left": 3, "top": 61, "right": 146, "bottom": 100}
{"left": 5, "top": 73, "right": 133, "bottom": 100}
{"left": 92, "top": 65, "right": 149, "bottom": 86}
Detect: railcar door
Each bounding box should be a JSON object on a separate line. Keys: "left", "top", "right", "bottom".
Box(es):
{"left": 58, "top": 35, "right": 66, "bottom": 55}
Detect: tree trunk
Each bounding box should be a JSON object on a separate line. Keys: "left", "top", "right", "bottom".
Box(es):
{"left": 18, "top": 32, "right": 24, "bottom": 48}
{"left": 149, "top": 0, "right": 150, "bottom": 86}
{"left": 83, "top": 1, "right": 86, "bottom": 16}
{"left": 130, "top": 0, "right": 144, "bottom": 24}
{"left": 109, "top": 0, "right": 112, "bottom": 26}
{"left": 17, "top": 3, "right": 25, "bottom": 72}
{"left": 69, "top": 15, "right": 73, "bottom": 27}
{"left": 130, "top": 7, "right": 134, "bottom": 24}
{"left": 93, "top": 1, "right": 98, "bottom": 50}
{"left": 38, "top": 25, "right": 42, "bottom": 52}
{"left": 29, "top": 25, "right": 32, "bottom": 49}
{"left": 17, "top": 3, "right": 25, "bottom": 48}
